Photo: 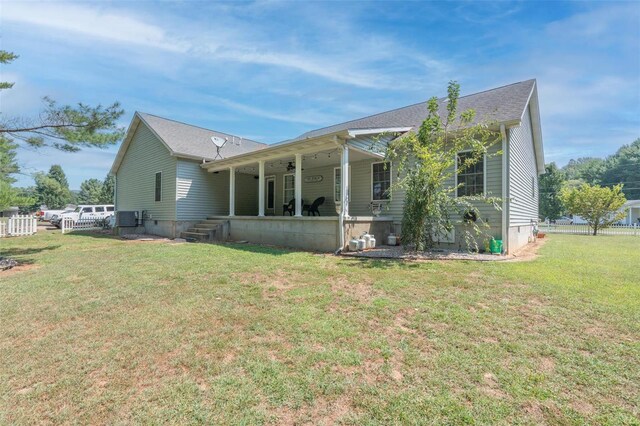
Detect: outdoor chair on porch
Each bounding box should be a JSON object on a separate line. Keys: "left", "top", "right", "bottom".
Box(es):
{"left": 303, "top": 197, "right": 325, "bottom": 216}
{"left": 283, "top": 199, "right": 304, "bottom": 216}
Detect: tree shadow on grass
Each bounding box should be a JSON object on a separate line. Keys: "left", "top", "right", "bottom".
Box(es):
{"left": 338, "top": 257, "right": 423, "bottom": 270}
{"left": 0, "top": 245, "right": 62, "bottom": 266}
{"left": 220, "top": 242, "right": 294, "bottom": 256}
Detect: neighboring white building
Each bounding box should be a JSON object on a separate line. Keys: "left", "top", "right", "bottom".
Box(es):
{"left": 622, "top": 200, "right": 640, "bottom": 225}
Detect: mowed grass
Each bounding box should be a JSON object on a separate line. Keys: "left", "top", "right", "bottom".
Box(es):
{"left": 0, "top": 231, "right": 638, "bottom": 425}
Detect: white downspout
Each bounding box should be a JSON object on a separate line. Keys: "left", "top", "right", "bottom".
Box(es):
{"left": 500, "top": 124, "right": 509, "bottom": 254}
{"left": 336, "top": 142, "right": 350, "bottom": 254}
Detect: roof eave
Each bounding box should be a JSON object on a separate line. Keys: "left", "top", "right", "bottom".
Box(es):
{"left": 109, "top": 113, "right": 142, "bottom": 175}
{"left": 526, "top": 82, "right": 545, "bottom": 175}
{"left": 201, "top": 130, "right": 350, "bottom": 172}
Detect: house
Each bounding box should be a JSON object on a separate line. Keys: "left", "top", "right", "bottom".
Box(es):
{"left": 111, "top": 79, "right": 544, "bottom": 253}
{"left": 622, "top": 200, "right": 640, "bottom": 225}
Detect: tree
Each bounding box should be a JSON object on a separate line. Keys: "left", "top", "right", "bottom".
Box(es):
{"left": 386, "top": 81, "right": 501, "bottom": 252}
{"left": 539, "top": 163, "right": 566, "bottom": 220}
{"left": 100, "top": 174, "right": 115, "bottom": 204}
{"left": 0, "top": 49, "right": 124, "bottom": 212}
{"left": 1, "top": 50, "right": 125, "bottom": 152}
{"left": 34, "top": 165, "right": 72, "bottom": 209}
{"left": 0, "top": 50, "right": 19, "bottom": 90}
{"left": 77, "top": 178, "right": 103, "bottom": 204}
{"left": 0, "top": 135, "right": 19, "bottom": 184}
{"left": 562, "top": 157, "right": 606, "bottom": 184}
{"left": 600, "top": 138, "right": 640, "bottom": 199}
{"left": 48, "top": 164, "right": 69, "bottom": 189}
{"left": 561, "top": 183, "right": 627, "bottom": 235}
{"left": 0, "top": 181, "right": 34, "bottom": 211}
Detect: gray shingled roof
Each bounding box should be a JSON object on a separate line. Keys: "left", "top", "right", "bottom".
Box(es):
{"left": 292, "top": 79, "right": 536, "bottom": 141}
{"left": 138, "top": 112, "right": 267, "bottom": 160}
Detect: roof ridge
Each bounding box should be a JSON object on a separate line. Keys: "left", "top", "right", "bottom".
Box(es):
{"left": 137, "top": 111, "right": 267, "bottom": 146}
{"left": 297, "top": 79, "right": 535, "bottom": 138}
{"left": 298, "top": 100, "right": 428, "bottom": 137}
{"left": 456, "top": 78, "right": 535, "bottom": 101}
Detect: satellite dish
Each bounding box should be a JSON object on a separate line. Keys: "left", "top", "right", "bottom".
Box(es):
{"left": 211, "top": 136, "right": 227, "bottom": 148}
{"left": 211, "top": 136, "right": 228, "bottom": 160}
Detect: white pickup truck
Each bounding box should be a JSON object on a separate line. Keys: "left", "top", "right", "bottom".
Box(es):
{"left": 53, "top": 205, "right": 115, "bottom": 228}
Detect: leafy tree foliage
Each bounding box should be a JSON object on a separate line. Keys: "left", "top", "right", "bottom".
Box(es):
{"left": 0, "top": 135, "right": 19, "bottom": 184}
{"left": 386, "top": 81, "right": 501, "bottom": 252}
{"left": 100, "top": 174, "right": 115, "bottom": 204}
{"left": 33, "top": 165, "right": 72, "bottom": 210}
{"left": 0, "top": 49, "right": 124, "bottom": 212}
{"left": 0, "top": 181, "right": 33, "bottom": 211}
{"left": 600, "top": 138, "right": 640, "bottom": 199}
{"left": 562, "top": 157, "right": 606, "bottom": 184}
{"left": 561, "top": 183, "right": 627, "bottom": 235}
{"left": 0, "top": 51, "right": 18, "bottom": 90}
{"left": 48, "top": 164, "right": 69, "bottom": 189}
{"left": 539, "top": 163, "right": 566, "bottom": 220}
{"left": 77, "top": 178, "right": 104, "bottom": 204}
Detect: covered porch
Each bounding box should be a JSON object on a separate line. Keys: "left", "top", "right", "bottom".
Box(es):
{"left": 201, "top": 130, "right": 406, "bottom": 251}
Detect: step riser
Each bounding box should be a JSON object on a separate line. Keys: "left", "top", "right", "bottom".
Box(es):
{"left": 181, "top": 219, "right": 228, "bottom": 243}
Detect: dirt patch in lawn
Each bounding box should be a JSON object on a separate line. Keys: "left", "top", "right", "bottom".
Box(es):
{"left": 507, "top": 238, "right": 546, "bottom": 262}
{"left": 0, "top": 263, "right": 40, "bottom": 277}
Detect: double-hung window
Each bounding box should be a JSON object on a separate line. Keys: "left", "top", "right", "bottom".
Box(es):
{"left": 456, "top": 152, "right": 484, "bottom": 197}
{"left": 371, "top": 162, "right": 391, "bottom": 201}
{"left": 155, "top": 172, "right": 162, "bottom": 202}
{"left": 283, "top": 174, "right": 295, "bottom": 203}
{"left": 333, "top": 166, "right": 351, "bottom": 203}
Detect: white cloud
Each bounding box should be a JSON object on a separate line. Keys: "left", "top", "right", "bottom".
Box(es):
{"left": 196, "top": 94, "right": 340, "bottom": 126}
{"left": 2, "top": 1, "right": 188, "bottom": 52}
{"left": 2, "top": 1, "right": 450, "bottom": 91}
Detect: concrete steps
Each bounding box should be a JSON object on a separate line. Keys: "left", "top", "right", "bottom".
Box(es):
{"left": 180, "top": 231, "right": 211, "bottom": 242}
{"left": 180, "top": 219, "right": 229, "bottom": 243}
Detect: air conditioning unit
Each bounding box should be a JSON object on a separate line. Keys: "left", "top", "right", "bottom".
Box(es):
{"left": 116, "top": 211, "right": 139, "bottom": 227}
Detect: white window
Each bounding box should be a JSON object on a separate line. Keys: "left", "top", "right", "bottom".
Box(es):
{"left": 531, "top": 176, "right": 536, "bottom": 199}
{"left": 371, "top": 162, "right": 391, "bottom": 201}
{"left": 155, "top": 172, "right": 162, "bottom": 202}
{"left": 333, "top": 166, "right": 351, "bottom": 203}
{"left": 456, "top": 152, "right": 484, "bottom": 197}
{"left": 283, "top": 173, "right": 295, "bottom": 203}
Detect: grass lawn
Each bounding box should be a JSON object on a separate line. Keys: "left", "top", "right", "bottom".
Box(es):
{"left": 1, "top": 231, "right": 639, "bottom": 425}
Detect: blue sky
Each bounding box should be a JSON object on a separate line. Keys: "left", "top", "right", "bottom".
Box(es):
{"left": 2, "top": 0, "right": 639, "bottom": 189}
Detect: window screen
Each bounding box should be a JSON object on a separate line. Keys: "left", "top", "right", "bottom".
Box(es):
{"left": 155, "top": 172, "right": 162, "bottom": 202}
{"left": 372, "top": 163, "right": 391, "bottom": 201}
{"left": 457, "top": 152, "right": 484, "bottom": 197}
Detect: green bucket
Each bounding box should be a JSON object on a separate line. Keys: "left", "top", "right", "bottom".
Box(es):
{"left": 489, "top": 239, "right": 503, "bottom": 254}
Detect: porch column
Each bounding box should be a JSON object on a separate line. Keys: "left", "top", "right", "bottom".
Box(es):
{"left": 258, "top": 161, "right": 265, "bottom": 217}
{"left": 295, "top": 153, "right": 303, "bottom": 217}
{"left": 229, "top": 166, "right": 236, "bottom": 217}
{"left": 341, "top": 145, "right": 350, "bottom": 218}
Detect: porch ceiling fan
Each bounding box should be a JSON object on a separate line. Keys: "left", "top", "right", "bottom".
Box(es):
{"left": 286, "top": 161, "right": 303, "bottom": 172}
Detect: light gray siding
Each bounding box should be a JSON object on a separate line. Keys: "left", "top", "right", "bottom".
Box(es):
{"left": 115, "top": 123, "right": 177, "bottom": 220}
{"left": 176, "top": 159, "right": 228, "bottom": 219}
{"left": 177, "top": 161, "right": 258, "bottom": 219}
{"left": 348, "top": 134, "right": 395, "bottom": 156}
{"left": 454, "top": 143, "right": 504, "bottom": 227}
{"left": 508, "top": 105, "right": 539, "bottom": 226}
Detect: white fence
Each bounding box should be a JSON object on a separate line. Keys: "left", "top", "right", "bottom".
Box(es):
{"left": 61, "top": 217, "right": 106, "bottom": 234}
{"left": 539, "top": 222, "right": 639, "bottom": 236}
{"left": 0, "top": 215, "right": 38, "bottom": 237}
